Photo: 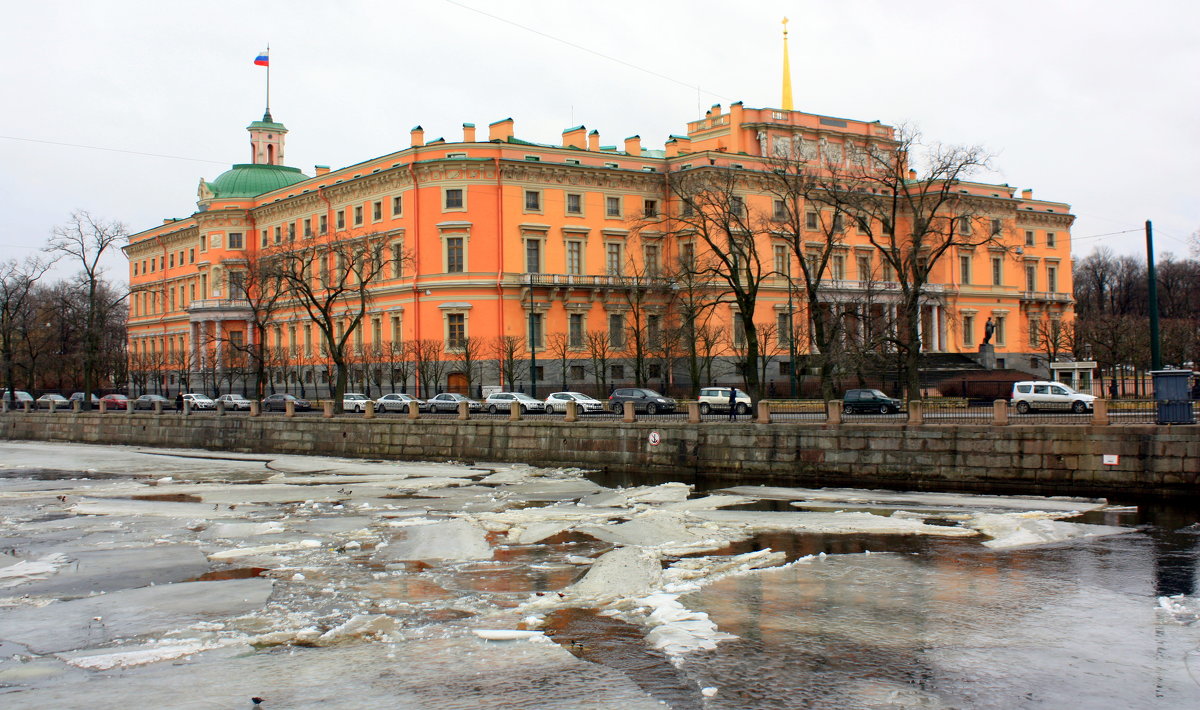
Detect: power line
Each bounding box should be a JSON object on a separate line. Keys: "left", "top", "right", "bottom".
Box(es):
{"left": 1070, "top": 228, "right": 1142, "bottom": 242}
{"left": 0, "top": 135, "right": 229, "bottom": 165}
{"left": 440, "top": 0, "right": 735, "bottom": 103}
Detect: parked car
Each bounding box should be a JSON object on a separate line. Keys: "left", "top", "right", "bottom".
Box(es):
{"left": 342, "top": 392, "right": 372, "bottom": 412}
{"left": 1011, "top": 381, "right": 1095, "bottom": 414}
{"left": 375, "top": 393, "right": 425, "bottom": 413}
{"left": 544, "top": 391, "right": 605, "bottom": 414}
{"left": 69, "top": 392, "right": 101, "bottom": 405}
{"left": 182, "top": 393, "right": 216, "bottom": 410}
{"left": 99, "top": 394, "right": 129, "bottom": 410}
{"left": 697, "top": 387, "right": 752, "bottom": 415}
{"left": 132, "top": 394, "right": 169, "bottom": 410}
{"left": 2, "top": 390, "right": 34, "bottom": 407}
{"left": 425, "top": 392, "right": 483, "bottom": 414}
{"left": 262, "top": 393, "right": 312, "bottom": 412}
{"left": 217, "top": 394, "right": 252, "bottom": 410}
{"left": 843, "top": 389, "right": 903, "bottom": 415}
{"left": 608, "top": 388, "right": 677, "bottom": 415}
{"left": 484, "top": 392, "right": 547, "bottom": 415}
{"left": 37, "top": 393, "right": 69, "bottom": 409}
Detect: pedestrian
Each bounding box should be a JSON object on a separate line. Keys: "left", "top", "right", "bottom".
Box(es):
{"left": 175, "top": 392, "right": 183, "bottom": 414}
{"left": 728, "top": 387, "right": 737, "bottom": 421}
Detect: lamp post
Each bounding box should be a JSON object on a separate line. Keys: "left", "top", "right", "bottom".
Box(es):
{"left": 528, "top": 281, "right": 537, "bottom": 398}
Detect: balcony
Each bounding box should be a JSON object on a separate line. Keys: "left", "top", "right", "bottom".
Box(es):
{"left": 187, "top": 298, "right": 253, "bottom": 321}
{"left": 1019, "top": 291, "right": 1073, "bottom": 304}
{"left": 518, "top": 273, "right": 673, "bottom": 289}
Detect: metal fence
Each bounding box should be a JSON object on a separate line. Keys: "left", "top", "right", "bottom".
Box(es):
{"left": 921, "top": 399, "right": 994, "bottom": 424}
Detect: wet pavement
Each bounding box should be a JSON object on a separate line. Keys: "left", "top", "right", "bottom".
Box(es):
{"left": 0, "top": 441, "right": 1197, "bottom": 708}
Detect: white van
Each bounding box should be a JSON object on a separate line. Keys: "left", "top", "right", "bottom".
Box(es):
{"left": 1011, "top": 381, "right": 1095, "bottom": 414}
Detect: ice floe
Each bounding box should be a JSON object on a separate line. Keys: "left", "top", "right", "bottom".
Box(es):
{"left": 966, "top": 512, "right": 1130, "bottom": 549}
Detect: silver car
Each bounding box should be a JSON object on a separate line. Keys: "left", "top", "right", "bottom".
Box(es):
{"left": 426, "top": 392, "right": 483, "bottom": 414}
{"left": 544, "top": 391, "right": 604, "bottom": 414}
{"left": 484, "top": 392, "right": 547, "bottom": 415}
{"left": 375, "top": 393, "right": 425, "bottom": 413}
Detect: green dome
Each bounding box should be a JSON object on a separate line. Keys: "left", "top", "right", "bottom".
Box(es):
{"left": 206, "top": 163, "right": 308, "bottom": 199}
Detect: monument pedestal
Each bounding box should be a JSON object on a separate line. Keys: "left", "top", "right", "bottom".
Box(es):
{"left": 977, "top": 344, "right": 996, "bottom": 370}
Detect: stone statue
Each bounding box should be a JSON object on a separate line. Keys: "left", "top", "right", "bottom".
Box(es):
{"left": 981, "top": 317, "right": 995, "bottom": 346}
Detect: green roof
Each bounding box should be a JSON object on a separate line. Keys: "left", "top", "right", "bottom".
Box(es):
{"left": 206, "top": 163, "right": 309, "bottom": 199}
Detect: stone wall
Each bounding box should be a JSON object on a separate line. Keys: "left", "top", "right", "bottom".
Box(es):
{"left": 2, "top": 412, "right": 1197, "bottom": 497}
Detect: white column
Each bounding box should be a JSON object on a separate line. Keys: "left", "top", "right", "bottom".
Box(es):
{"left": 931, "top": 305, "right": 941, "bottom": 353}
{"left": 199, "top": 321, "right": 208, "bottom": 371}
{"left": 916, "top": 304, "right": 925, "bottom": 349}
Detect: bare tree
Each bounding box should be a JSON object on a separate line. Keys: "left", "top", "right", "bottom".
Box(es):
{"left": 801, "top": 127, "right": 997, "bottom": 400}
{"left": 545, "top": 331, "right": 573, "bottom": 392}
{"left": 490, "top": 335, "right": 526, "bottom": 392}
{"left": 664, "top": 167, "right": 774, "bottom": 397}
{"left": 0, "top": 257, "right": 53, "bottom": 404}
{"left": 454, "top": 335, "right": 483, "bottom": 397}
{"left": 383, "top": 340, "right": 414, "bottom": 393}
{"left": 584, "top": 328, "right": 617, "bottom": 395}
{"left": 411, "top": 338, "right": 450, "bottom": 397}
{"left": 267, "top": 233, "right": 390, "bottom": 412}
{"left": 46, "top": 211, "right": 127, "bottom": 407}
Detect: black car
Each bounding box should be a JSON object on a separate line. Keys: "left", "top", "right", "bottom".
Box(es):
{"left": 842, "top": 389, "right": 903, "bottom": 415}
{"left": 262, "top": 393, "right": 312, "bottom": 412}
{"left": 608, "top": 388, "right": 677, "bottom": 415}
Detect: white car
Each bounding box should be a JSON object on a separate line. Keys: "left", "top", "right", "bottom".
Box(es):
{"left": 342, "top": 392, "right": 371, "bottom": 412}
{"left": 182, "top": 393, "right": 216, "bottom": 410}
{"left": 217, "top": 394, "right": 252, "bottom": 410}
{"left": 426, "top": 393, "right": 483, "bottom": 413}
{"left": 544, "top": 391, "right": 604, "bottom": 414}
{"left": 697, "top": 387, "right": 752, "bottom": 415}
{"left": 375, "top": 393, "right": 425, "bottom": 413}
{"left": 1011, "top": 381, "right": 1095, "bottom": 414}
{"left": 483, "top": 392, "right": 547, "bottom": 414}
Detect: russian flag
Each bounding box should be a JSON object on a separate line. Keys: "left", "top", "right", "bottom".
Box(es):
{"left": 254, "top": 50, "right": 269, "bottom": 67}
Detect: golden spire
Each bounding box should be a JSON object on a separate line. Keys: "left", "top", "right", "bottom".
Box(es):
{"left": 781, "top": 17, "right": 793, "bottom": 111}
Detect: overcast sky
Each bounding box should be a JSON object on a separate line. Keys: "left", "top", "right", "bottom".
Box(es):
{"left": 2, "top": 0, "right": 1196, "bottom": 283}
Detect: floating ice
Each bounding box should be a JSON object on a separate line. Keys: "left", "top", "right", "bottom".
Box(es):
{"left": 373, "top": 519, "right": 492, "bottom": 561}
{"left": 208, "top": 539, "right": 321, "bottom": 561}
{"left": 553, "top": 547, "right": 662, "bottom": 602}
{"left": 56, "top": 639, "right": 234, "bottom": 669}
{"left": 70, "top": 497, "right": 259, "bottom": 518}
{"left": 967, "top": 512, "right": 1130, "bottom": 549}
{"left": 688, "top": 509, "right": 979, "bottom": 537}
{"left": 317, "top": 614, "right": 400, "bottom": 645}
{"left": 724, "top": 485, "right": 1107, "bottom": 514}
{"left": 638, "top": 592, "right": 735, "bottom": 657}
{"left": 0, "top": 553, "right": 72, "bottom": 588}
{"left": 472, "top": 629, "right": 546, "bottom": 641}
{"left": 201, "top": 521, "right": 286, "bottom": 539}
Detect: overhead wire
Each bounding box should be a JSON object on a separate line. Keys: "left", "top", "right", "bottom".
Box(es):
{"left": 0, "top": 135, "right": 229, "bottom": 165}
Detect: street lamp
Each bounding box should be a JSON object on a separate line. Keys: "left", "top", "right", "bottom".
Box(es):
{"left": 528, "top": 281, "right": 537, "bottom": 398}
{"left": 787, "top": 273, "right": 798, "bottom": 398}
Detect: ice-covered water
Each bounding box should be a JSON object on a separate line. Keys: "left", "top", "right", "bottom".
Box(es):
{"left": 0, "top": 441, "right": 1197, "bottom": 708}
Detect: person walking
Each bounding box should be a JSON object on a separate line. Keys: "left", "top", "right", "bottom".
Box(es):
{"left": 175, "top": 392, "right": 183, "bottom": 414}
{"left": 727, "top": 387, "right": 738, "bottom": 421}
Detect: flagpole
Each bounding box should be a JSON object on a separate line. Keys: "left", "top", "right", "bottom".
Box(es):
{"left": 265, "top": 43, "right": 271, "bottom": 120}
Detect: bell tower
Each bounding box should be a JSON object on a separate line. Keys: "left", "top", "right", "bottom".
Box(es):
{"left": 247, "top": 110, "right": 287, "bottom": 166}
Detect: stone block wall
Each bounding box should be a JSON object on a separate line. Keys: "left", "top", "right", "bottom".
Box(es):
{"left": 2, "top": 412, "right": 1196, "bottom": 497}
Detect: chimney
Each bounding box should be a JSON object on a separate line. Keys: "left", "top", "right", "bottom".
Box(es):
{"left": 624, "top": 135, "right": 642, "bottom": 156}
{"left": 710, "top": 104, "right": 722, "bottom": 116}
{"left": 1021, "top": 188, "right": 1033, "bottom": 199}
{"left": 489, "top": 117, "right": 514, "bottom": 142}
{"left": 410, "top": 126, "right": 425, "bottom": 148}
{"left": 462, "top": 123, "right": 476, "bottom": 142}
{"left": 587, "top": 129, "right": 600, "bottom": 152}
{"left": 665, "top": 135, "right": 692, "bottom": 158}
{"left": 908, "top": 169, "right": 917, "bottom": 181}
{"left": 562, "top": 125, "right": 586, "bottom": 149}
{"left": 314, "top": 165, "right": 330, "bottom": 176}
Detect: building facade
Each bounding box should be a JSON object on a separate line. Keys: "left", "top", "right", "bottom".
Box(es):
{"left": 124, "top": 102, "right": 1076, "bottom": 398}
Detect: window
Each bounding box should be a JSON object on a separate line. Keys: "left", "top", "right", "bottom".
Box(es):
{"left": 304, "top": 219, "right": 312, "bottom": 238}
{"left": 774, "top": 244, "right": 788, "bottom": 276}
{"left": 133, "top": 262, "right": 138, "bottom": 277}
{"left": 1047, "top": 264, "right": 1058, "bottom": 293}
{"left": 271, "top": 226, "right": 281, "bottom": 245}
{"left": 992, "top": 257, "right": 1003, "bottom": 286}
{"left": 959, "top": 255, "right": 971, "bottom": 284}
{"left": 566, "top": 193, "right": 582, "bottom": 215}
{"left": 569, "top": 365, "right": 585, "bottom": 379}
{"left": 569, "top": 313, "right": 585, "bottom": 348}
{"left": 730, "top": 196, "right": 745, "bottom": 216}
{"left": 1025, "top": 264, "right": 1037, "bottom": 292}
{"left": 963, "top": 315, "right": 975, "bottom": 345}
{"left": 679, "top": 242, "right": 694, "bottom": 270}
{"left": 447, "top": 313, "right": 466, "bottom": 348}
{"left": 1029, "top": 318, "right": 1041, "bottom": 347}
{"left": 372, "top": 201, "right": 382, "bottom": 221}
{"left": 608, "top": 313, "right": 625, "bottom": 348}
{"left": 391, "top": 242, "right": 404, "bottom": 278}
{"left": 528, "top": 312, "right": 543, "bottom": 349}
{"left": 525, "top": 239, "right": 541, "bottom": 273}
{"left": 777, "top": 313, "right": 792, "bottom": 346}
{"left": 833, "top": 213, "right": 845, "bottom": 233}
{"left": 605, "top": 243, "right": 623, "bottom": 275}
{"left": 392, "top": 195, "right": 403, "bottom": 217}
{"left": 446, "top": 237, "right": 464, "bottom": 273}
{"left": 643, "top": 244, "right": 659, "bottom": 275}
{"left": 604, "top": 162, "right": 619, "bottom": 169}
{"left": 995, "top": 315, "right": 1007, "bottom": 345}
{"left": 354, "top": 206, "right": 363, "bottom": 226}
{"left": 288, "top": 223, "right": 295, "bottom": 241}
{"left": 1047, "top": 231, "right": 1056, "bottom": 247}
{"left": 805, "top": 211, "right": 818, "bottom": 230}
{"left": 565, "top": 158, "right": 581, "bottom": 166}
{"left": 773, "top": 199, "right": 787, "bottom": 221}
{"left": 733, "top": 317, "right": 746, "bottom": 347}
{"left": 337, "top": 210, "right": 345, "bottom": 230}
{"left": 524, "top": 155, "right": 541, "bottom": 162}
{"left": 199, "top": 235, "right": 206, "bottom": 253}
{"left": 229, "top": 270, "right": 244, "bottom": 296}
{"left": 445, "top": 188, "right": 464, "bottom": 209}
{"left": 390, "top": 315, "right": 401, "bottom": 345}
{"left": 1025, "top": 230, "right": 1035, "bottom": 247}
{"left": 831, "top": 254, "right": 846, "bottom": 280}
{"left": 525, "top": 190, "right": 541, "bottom": 211}
{"left": 991, "top": 219, "right": 1002, "bottom": 236}
{"left": 168, "top": 253, "right": 175, "bottom": 268}
{"left": 882, "top": 260, "right": 894, "bottom": 282}
{"left": 606, "top": 196, "right": 621, "bottom": 217}
{"left": 643, "top": 199, "right": 658, "bottom": 218}
{"left": 566, "top": 241, "right": 583, "bottom": 275}
{"left": 958, "top": 216, "right": 972, "bottom": 235}
{"left": 857, "top": 255, "right": 871, "bottom": 281}
{"left": 610, "top": 364, "right": 625, "bottom": 379}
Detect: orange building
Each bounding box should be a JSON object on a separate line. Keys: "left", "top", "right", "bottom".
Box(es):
{"left": 123, "top": 101, "right": 1075, "bottom": 399}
